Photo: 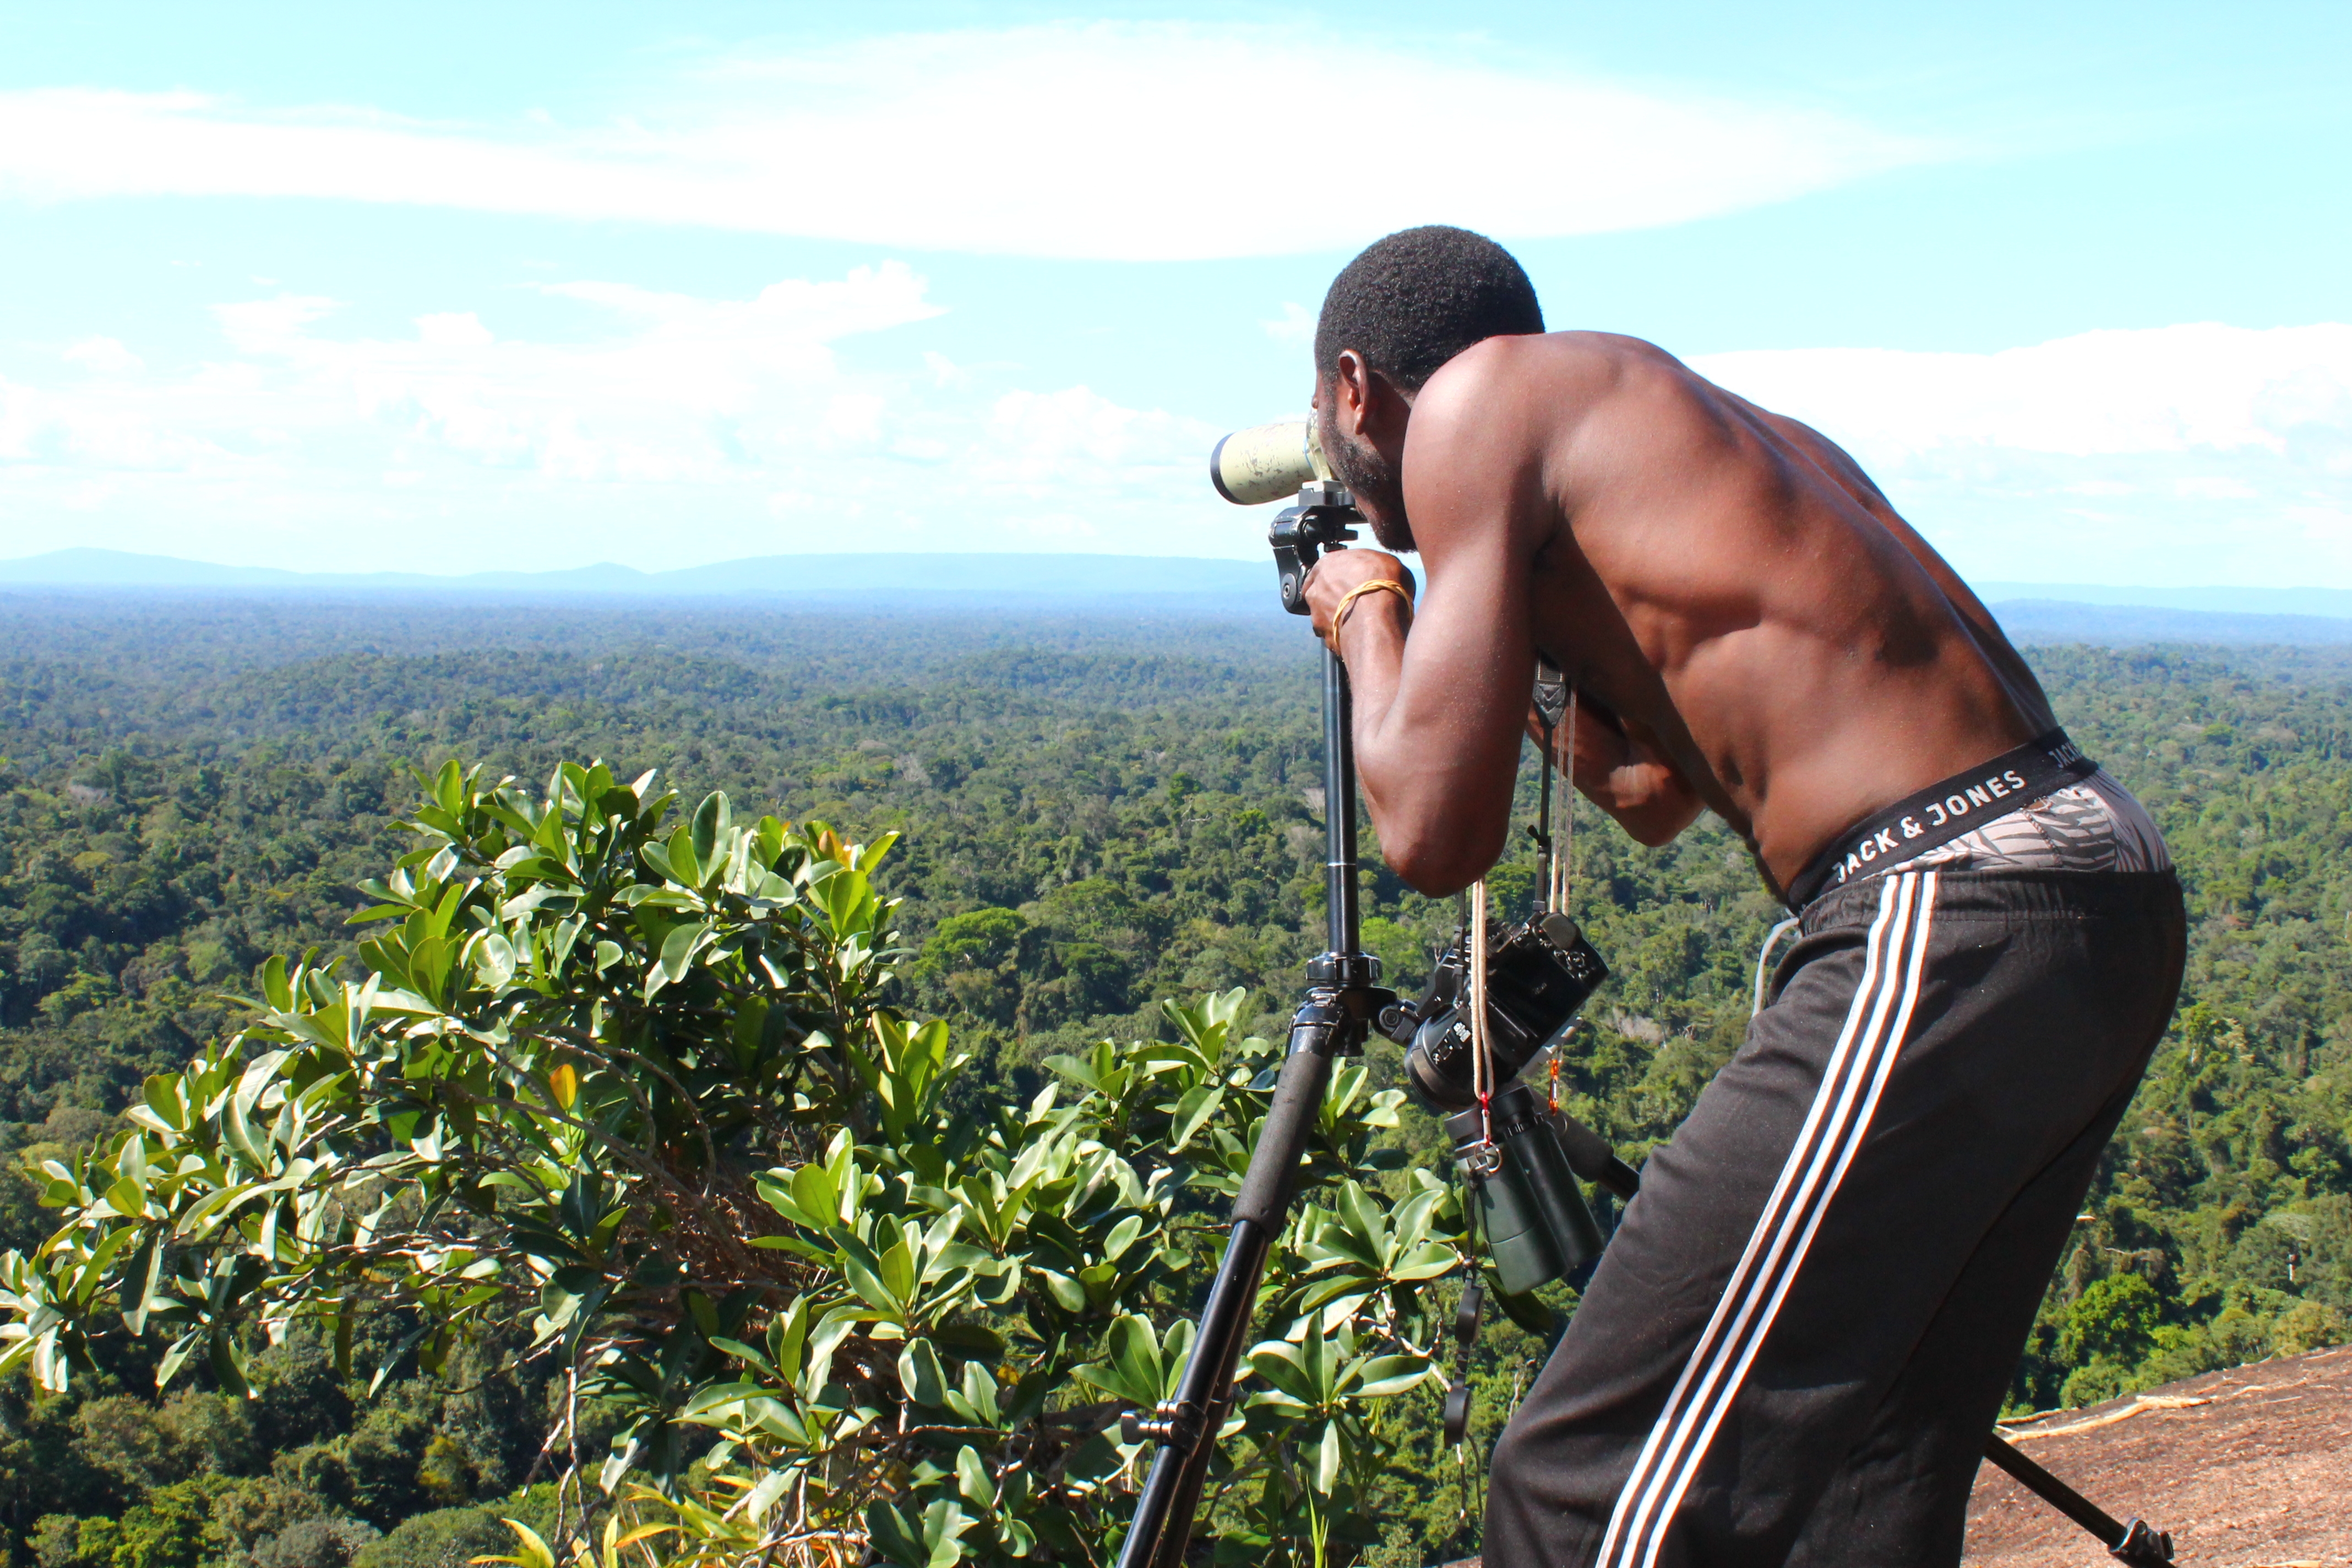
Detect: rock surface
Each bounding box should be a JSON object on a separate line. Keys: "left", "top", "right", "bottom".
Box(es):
{"left": 1429, "top": 1345, "right": 2351, "bottom": 1567}
{"left": 1965, "top": 1344, "right": 2352, "bottom": 1566}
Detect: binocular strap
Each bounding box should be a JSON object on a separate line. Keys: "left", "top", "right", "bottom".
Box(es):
{"left": 1444, "top": 1279, "right": 1484, "bottom": 1448}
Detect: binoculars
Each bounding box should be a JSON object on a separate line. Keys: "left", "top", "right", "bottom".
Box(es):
{"left": 1445, "top": 1083, "right": 1608, "bottom": 1297}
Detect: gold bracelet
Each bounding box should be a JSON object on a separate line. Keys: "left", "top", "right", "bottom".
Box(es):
{"left": 1329, "top": 578, "right": 1414, "bottom": 643}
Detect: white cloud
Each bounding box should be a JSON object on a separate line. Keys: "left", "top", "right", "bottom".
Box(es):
{"left": 2174, "top": 475, "right": 2259, "bottom": 500}
{"left": 1262, "top": 303, "right": 1316, "bottom": 345}
{"left": 416, "top": 313, "right": 494, "bottom": 349}
{"left": 0, "top": 263, "right": 1241, "bottom": 568}
{"left": 1695, "top": 324, "right": 2352, "bottom": 460}
{"left": 1691, "top": 323, "right": 2352, "bottom": 586}
{"left": 62, "top": 337, "right": 143, "bottom": 374}
{"left": 14, "top": 269, "right": 2344, "bottom": 585}
{"left": 0, "top": 24, "right": 1939, "bottom": 261}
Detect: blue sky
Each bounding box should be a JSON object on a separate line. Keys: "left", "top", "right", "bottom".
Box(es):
{"left": 1, "top": 2, "right": 2346, "bottom": 583}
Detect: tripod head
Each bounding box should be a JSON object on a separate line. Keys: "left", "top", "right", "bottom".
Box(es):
{"left": 1269, "top": 480, "right": 1366, "bottom": 615}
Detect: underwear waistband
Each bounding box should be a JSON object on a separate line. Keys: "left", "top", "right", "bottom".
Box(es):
{"left": 1782, "top": 728, "right": 2099, "bottom": 910}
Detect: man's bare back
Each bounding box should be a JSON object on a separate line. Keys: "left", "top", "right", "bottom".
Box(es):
{"left": 1304, "top": 327, "right": 2056, "bottom": 896}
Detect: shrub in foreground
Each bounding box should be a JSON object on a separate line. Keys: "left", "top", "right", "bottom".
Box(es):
{"left": 0, "top": 760, "right": 1469, "bottom": 1567}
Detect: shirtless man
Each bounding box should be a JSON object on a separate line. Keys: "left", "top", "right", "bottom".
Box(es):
{"left": 1298, "top": 227, "right": 2186, "bottom": 1566}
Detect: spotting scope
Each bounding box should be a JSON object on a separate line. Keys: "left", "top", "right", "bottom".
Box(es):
{"left": 1207, "top": 415, "right": 1333, "bottom": 506}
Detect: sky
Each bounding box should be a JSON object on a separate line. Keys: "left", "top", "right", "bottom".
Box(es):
{"left": 0, "top": 2, "right": 2346, "bottom": 585}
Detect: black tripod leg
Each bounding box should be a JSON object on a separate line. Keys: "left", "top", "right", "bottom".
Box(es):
{"left": 1981, "top": 1434, "right": 2173, "bottom": 1565}
{"left": 1146, "top": 1386, "right": 1235, "bottom": 1568}
{"left": 1118, "top": 1019, "right": 1340, "bottom": 1568}
{"left": 1121, "top": 518, "right": 1394, "bottom": 1567}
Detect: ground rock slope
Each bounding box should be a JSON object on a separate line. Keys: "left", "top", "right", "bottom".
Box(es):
{"left": 1964, "top": 1344, "right": 2352, "bottom": 1566}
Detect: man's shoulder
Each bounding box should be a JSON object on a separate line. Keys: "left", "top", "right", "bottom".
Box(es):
{"left": 1423, "top": 330, "right": 1686, "bottom": 407}
{"left": 1412, "top": 332, "right": 1693, "bottom": 460}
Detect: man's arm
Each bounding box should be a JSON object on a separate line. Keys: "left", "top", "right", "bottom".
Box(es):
{"left": 1526, "top": 695, "right": 1705, "bottom": 847}
{"left": 1302, "top": 530, "right": 1528, "bottom": 896}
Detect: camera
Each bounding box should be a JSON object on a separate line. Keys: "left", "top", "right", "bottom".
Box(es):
{"left": 1390, "top": 911, "right": 1609, "bottom": 1112}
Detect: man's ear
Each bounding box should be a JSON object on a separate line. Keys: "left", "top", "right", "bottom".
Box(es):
{"left": 1331, "top": 350, "right": 1409, "bottom": 442}
{"left": 1327, "top": 351, "right": 1371, "bottom": 437}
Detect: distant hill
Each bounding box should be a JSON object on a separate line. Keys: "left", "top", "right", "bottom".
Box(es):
{"left": 3, "top": 548, "right": 2349, "bottom": 646}
{"left": 0, "top": 547, "right": 1271, "bottom": 600}
{"left": 1973, "top": 581, "right": 2352, "bottom": 619}
{"left": 1993, "top": 599, "right": 2352, "bottom": 646}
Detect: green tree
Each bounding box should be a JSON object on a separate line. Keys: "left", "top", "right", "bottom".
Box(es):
{"left": 2057, "top": 1273, "right": 2163, "bottom": 1368}
{"left": 104, "top": 1478, "right": 210, "bottom": 1568}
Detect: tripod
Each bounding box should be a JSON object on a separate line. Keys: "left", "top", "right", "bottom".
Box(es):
{"left": 1113, "top": 483, "right": 2173, "bottom": 1568}
{"left": 1115, "top": 481, "right": 1395, "bottom": 1568}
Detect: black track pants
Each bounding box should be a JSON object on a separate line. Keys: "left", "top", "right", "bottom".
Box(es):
{"left": 1481, "top": 868, "right": 2186, "bottom": 1568}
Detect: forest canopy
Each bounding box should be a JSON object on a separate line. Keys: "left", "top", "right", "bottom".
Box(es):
{"left": 0, "top": 592, "right": 2344, "bottom": 1568}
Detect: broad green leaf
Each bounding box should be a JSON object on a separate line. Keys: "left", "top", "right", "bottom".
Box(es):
{"left": 897, "top": 1336, "right": 946, "bottom": 1407}
{"left": 1348, "top": 1354, "right": 1435, "bottom": 1398}
{"left": 1101, "top": 1213, "right": 1143, "bottom": 1263}
{"left": 690, "top": 792, "right": 725, "bottom": 870}
{"left": 1038, "top": 1270, "right": 1085, "bottom": 1313}
{"left": 474, "top": 1520, "right": 558, "bottom": 1568}
{"left": 955, "top": 1359, "right": 1000, "bottom": 1425}
{"left": 954, "top": 1444, "right": 994, "bottom": 1510}
{"left": 1169, "top": 1083, "right": 1223, "bottom": 1151}
{"left": 1249, "top": 1340, "right": 1318, "bottom": 1406}
{"left": 839, "top": 1234, "right": 905, "bottom": 1320}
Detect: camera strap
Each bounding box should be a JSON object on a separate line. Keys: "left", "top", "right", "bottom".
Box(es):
{"left": 1529, "top": 660, "right": 1569, "bottom": 918}
{"left": 1468, "top": 879, "right": 1496, "bottom": 1148}
{"left": 1442, "top": 660, "right": 1589, "bottom": 1446}
{"left": 1528, "top": 657, "right": 1580, "bottom": 917}
{"left": 1444, "top": 963, "right": 1494, "bottom": 1450}
{"left": 1553, "top": 685, "right": 1576, "bottom": 917}
{"left": 1535, "top": 668, "right": 1578, "bottom": 1109}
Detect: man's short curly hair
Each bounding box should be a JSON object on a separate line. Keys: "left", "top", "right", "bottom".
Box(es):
{"left": 1314, "top": 226, "right": 1544, "bottom": 395}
